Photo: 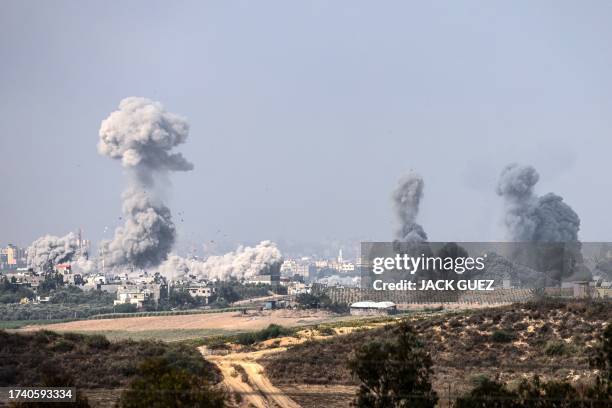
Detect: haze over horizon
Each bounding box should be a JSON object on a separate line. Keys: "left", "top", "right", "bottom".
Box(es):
{"left": 2, "top": 1, "right": 612, "bottom": 258}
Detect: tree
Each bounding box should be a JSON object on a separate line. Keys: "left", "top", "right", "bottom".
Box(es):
{"left": 11, "top": 362, "right": 91, "bottom": 408}
{"left": 118, "top": 358, "right": 226, "bottom": 408}
{"left": 455, "top": 378, "right": 519, "bottom": 408}
{"left": 38, "top": 274, "right": 64, "bottom": 295}
{"left": 347, "top": 322, "right": 438, "bottom": 408}
{"left": 592, "top": 323, "right": 612, "bottom": 382}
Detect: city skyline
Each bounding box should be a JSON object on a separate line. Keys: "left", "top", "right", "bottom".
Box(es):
{"left": 2, "top": 1, "right": 612, "bottom": 253}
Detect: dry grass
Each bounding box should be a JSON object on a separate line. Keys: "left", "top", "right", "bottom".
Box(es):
{"left": 261, "top": 300, "right": 611, "bottom": 399}
{"left": 18, "top": 309, "right": 341, "bottom": 334}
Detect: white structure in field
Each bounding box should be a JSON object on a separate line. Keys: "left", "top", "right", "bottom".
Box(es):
{"left": 350, "top": 301, "right": 397, "bottom": 316}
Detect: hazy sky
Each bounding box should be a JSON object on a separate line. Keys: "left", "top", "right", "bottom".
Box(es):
{"left": 1, "top": 1, "right": 612, "bottom": 257}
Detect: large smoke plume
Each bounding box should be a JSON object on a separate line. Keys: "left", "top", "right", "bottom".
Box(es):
{"left": 27, "top": 233, "right": 79, "bottom": 272}
{"left": 158, "top": 240, "right": 283, "bottom": 281}
{"left": 98, "top": 97, "right": 193, "bottom": 270}
{"left": 496, "top": 163, "right": 587, "bottom": 282}
{"left": 497, "top": 163, "right": 580, "bottom": 242}
{"left": 392, "top": 172, "right": 428, "bottom": 242}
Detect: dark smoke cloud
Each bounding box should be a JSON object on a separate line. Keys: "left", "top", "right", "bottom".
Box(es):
{"left": 496, "top": 163, "right": 587, "bottom": 282}
{"left": 98, "top": 97, "right": 193, "bottom": 270}
{"left": 392, "top": 171, "right": 428, "bottom": 242}
{"left": 497, "top": 163, "right": 580, "bottom": 242}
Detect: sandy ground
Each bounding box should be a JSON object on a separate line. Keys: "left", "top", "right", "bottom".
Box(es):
{"left": 17, "top": 310, "right": 338, "bottom": 333}
{"left": 203, "top": 347, "right": 301, "bottom": 408}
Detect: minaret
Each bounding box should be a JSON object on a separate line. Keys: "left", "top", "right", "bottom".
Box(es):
{"left": 338, "top": 249, "right": 343, "bottom": 264}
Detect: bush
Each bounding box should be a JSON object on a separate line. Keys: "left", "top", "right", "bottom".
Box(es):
{"left": 544, "top": 341, "right": 566, "bottom": 356}
{"left": 491, "top": 330, "right": 515, "bottom": 343}
{"left": 49, "top": 286, "right": 115, "bottom": 305}
{"left": 118, "top": 358, "right": 226, "bottom": 408}
{"left": 0, "top": 331, "right": 220, "bottom": 389}
{"left": 235, "top": 324, "right": 293, "bottom": 346}
{"left": 296, "top": 293, "right": 349, "bottom": 313}
{"left": 348, "top": 322, "right": 438, "bottom": 408}
{"left": 114, "top": 303, "right": 137, "bottom": 313}
{"left": 85, "top": 334, "right": 111, "bottom": 349}
{"left": 0, "top": 277, "right": 35, "bottom": 303}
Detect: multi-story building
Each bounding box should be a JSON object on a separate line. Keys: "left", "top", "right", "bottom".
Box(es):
{"left": 280, "top": 259, "right": 298, "bottom": 275}
{"left": 187, "top": 284, "right": 214, "bottom": 304}
{"left": 4, "top": 244, "right": 26, "bottom": 269}
{"left": 114, "top": 283, "right": 162, "bottom": 308}
{"left": 288, "top": 282, "right": 310, "bottom": 295}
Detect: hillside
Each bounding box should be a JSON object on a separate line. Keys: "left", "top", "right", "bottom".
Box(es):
{"left": 0, "top": 330, "right": 220, "bottom": 389}
{"left": 261, "top": 299, "right": 610, "bottom": 404}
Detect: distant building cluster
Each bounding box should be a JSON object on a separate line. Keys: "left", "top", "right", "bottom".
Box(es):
{"left": 280, "top": 249, "right": 360, "bottom": 288}
{"left": 0, "top": 244, "right": 27, "bottom": 270}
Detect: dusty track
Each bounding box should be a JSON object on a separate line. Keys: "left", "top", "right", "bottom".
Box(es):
{"left": 202, "top": 347, "right": 300, "bottom": 408}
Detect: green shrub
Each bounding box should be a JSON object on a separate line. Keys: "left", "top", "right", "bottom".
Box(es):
{"left": 85, "top": 334, "right": 111, "bottom": 349}
{"left": 118, "top": 358, "right": 226, "bottom": 408}
{"left": 235, "top": 324, "right": 293, "bottom": 345}
{"left": 114, "top": 303, "right": 137, "bottom": 313}
{"left": 348, "top": 322, "right": 438, "bottom": 408}
{"left": 491, "top": 330, "right": 514, "bottom": 343}
{"left": 544, "top": 341, "right": 566, "bottom": 356}
{"left": 52, "top": 339, "right": 74, "bottom": 352}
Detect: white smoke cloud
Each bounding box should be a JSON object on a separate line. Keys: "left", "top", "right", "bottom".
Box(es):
{"left": 157, "top": 253, "right": 191, "bottom": 281}
{"left": 98, "top": 97, "right": 193, "bottom": 270}
{"left": 317, "top": 275, "right": 361, "bottom": 287}
{"left": 72, "top": 257, "right": 96, "bottom": 274}
{"left": 27, "top": 233, "right": 80, "bottom": 272}
{"left": 392, "top": 171, "right": 428, "bottom": 242}
{"left": 497, "top": 163, "right": 580, "bottom": 242}
{"left": 158, "top": 241, "right": 283, "bottom": 281}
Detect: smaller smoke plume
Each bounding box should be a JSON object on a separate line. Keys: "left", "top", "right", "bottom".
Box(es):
{"left": 317, "top": 275, "right": 361, "bottom": 287}
{"left": 27, "top": 233, "right": 80, "bottom": 272}
{"left": 158, "top": 241, "right": 283, "bottom": 281}
{"left": 392, "top": 172, "right": 428, "bottom": 242}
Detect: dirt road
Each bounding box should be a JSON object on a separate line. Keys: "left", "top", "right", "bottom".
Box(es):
{"left": 202, "top": 347, "right": 300, "bottom": 408}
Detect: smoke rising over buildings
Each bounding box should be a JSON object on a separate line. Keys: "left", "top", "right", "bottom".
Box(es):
{"left": 497, "top": 163, "right": 580, "bottom": 242}
{"left": 496, "top": 163, "right": 587, "bottom": 282}
{"left": 27, "top": 233, "right": 80, "bottom": 272}
{"left": 98, "top": 97, "right": 193, "bottom": 270}
{"left": 392, "top": 172, "right": 428, "bottom": 242}
{"left": 158, "top": 240, "right": 283, "bottom": 281}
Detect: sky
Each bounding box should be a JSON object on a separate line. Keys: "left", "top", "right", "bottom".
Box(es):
{"left": 1, "top": 1, "right": 612, "bottom": 258}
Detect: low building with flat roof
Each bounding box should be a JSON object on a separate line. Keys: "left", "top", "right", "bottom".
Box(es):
{"left": 350, "top": 301, "right": 397, "bottom": 316}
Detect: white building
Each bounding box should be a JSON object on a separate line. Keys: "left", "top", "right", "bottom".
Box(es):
{"left": 247, "top": 275, "right": 272, "bottom": 285}
{"left": 187, "top": 285, "right": 214, "bottom": 304}
{"left": 350, "top": 301, "right": 397, "bottom": 316}
{"left": 114, "top": 284, "right": 161, "bottom": 308}
{"left": 288, "top": 282, "right": 310, "bottom": 295}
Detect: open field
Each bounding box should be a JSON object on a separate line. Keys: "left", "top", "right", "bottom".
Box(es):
{"left": 17, "top": 310, "right": 352, "bottom": 340}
